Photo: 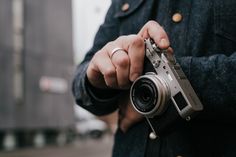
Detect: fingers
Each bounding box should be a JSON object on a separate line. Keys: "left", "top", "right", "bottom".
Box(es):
{"left": 114, "top": 35, "right": 145, "bottom": 82}
{"left": 108, "top": 48, "right": 130, "bottom": 88}
{"left": 119, "top": 112, "right": 143, "bottom": 132}
{"left": 87, "top": 50, "right": 118, "bottom": 88}
{"left": 87, "top": 20, "right": 171, "bottom": 89}
{"left": 125, "top": 35, "right": 145, "bottom": 81}
{"left": 87, "top": 35, "right": 145, "bottom": 89}
{"left": 104, "top": 39, "right": 132, "bottom": 88}
{"left": 138, "top": 20, "right": 170, "bottom": 49}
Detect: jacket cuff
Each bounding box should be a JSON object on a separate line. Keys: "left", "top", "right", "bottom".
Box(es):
{"left": 85, "top": 75, "right": 122, "bottom": 103}
{"left": 83, "top": 75, "right": 121, "bottom": 115}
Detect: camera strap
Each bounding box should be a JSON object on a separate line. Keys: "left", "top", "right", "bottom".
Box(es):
{"left": 145, "top": 116, "right": 158, "bottom": 140}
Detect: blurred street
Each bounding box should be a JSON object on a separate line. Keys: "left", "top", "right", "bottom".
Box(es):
{"left": 0, "top": 1, "right": 114, "bottom": 157}
{"left": 0, "top": 135, "right": 114, "bottom": 157}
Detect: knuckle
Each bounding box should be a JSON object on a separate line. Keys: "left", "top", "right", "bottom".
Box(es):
{"left": 116, "top": 35, "right": 126, "bottom": 42}
{"left": 94, "top": 50, "right": 104, "bottom": 58}
{"left": 104, "top": 41, "right": 114, "bottom": 50}
{"left": 103, "top": 67, "right": 116, "bottom": 78}
{"left": 106, "top": 41, "right": 113, "bottom": 46}
{"left": 130, "top": 35, "right": 144, "bottom": 47}
{"left": 91, "top": 53, "right": 100, "bottom": 65}
{"left": 114, "top": 55, "right": 130, "bottom": 68}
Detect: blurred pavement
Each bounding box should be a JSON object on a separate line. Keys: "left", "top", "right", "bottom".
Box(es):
{"left": 0, "top": 135, "right": 114, "bottom": 157}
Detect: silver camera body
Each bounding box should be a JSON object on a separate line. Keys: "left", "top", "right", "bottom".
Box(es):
{"left": 130, "top": 38, "right": 203, "bottom": 120}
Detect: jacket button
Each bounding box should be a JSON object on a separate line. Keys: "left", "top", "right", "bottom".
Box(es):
{"left": 176, "top": 156, "right": 184, "bottom": 157}
{"left": 121, "top": 3, "right": 130, "bottom": 12}
{"left": 172, "top": 13, "right": 182, "bottom": 23}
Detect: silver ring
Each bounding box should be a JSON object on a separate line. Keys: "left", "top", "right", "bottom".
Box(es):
{"left": 110, "top": 47, "right": 125, "bottom": 59}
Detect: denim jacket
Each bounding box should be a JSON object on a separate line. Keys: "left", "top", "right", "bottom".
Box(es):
{"left": 73, "top": 0, "right": 236, "bottom": 156}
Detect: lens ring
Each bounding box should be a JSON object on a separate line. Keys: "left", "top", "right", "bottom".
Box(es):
{"left": 131, "top": 78, "right": 158, "bottom": 112}
{"left": 130, "top": 74, "right": 170, "bottom": 117}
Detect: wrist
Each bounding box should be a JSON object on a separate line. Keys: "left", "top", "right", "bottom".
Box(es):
{"left": 85, "top": 74, "right": 122, "bottom": 100}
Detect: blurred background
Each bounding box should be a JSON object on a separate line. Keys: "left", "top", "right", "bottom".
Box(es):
{"left": 0, "top": 0, "right": 116, "bottom": 156}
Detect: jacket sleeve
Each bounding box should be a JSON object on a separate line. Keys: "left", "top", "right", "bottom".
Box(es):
{"left": 72, "top": 1, "right": 122, "bottom": 116}
{"left": 177, "top": 52, "right": 236, "bottom": 121}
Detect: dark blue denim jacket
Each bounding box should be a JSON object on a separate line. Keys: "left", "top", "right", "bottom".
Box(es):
{"left": 73, "top": 0, "right": 236, "bottom": 156}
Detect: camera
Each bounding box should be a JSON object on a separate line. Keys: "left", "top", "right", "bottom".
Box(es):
{"left": 130, "top": 38, "right": 203, "bottom": 120}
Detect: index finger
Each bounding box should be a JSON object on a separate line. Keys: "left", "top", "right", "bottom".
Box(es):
{"left": 116, "top": 35, "right": 145, "bottom": 82}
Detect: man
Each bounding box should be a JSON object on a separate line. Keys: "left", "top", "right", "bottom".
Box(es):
{"left": 73, "top": 0, "right": 236, "bottom": 156}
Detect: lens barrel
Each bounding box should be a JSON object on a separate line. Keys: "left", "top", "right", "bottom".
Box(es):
{"left": 130, "top": 74, "right": 170, "bottom": 117}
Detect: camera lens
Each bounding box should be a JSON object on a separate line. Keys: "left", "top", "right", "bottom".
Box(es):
{"left": 130, "top": 74, "right": 170, "bottom": 117}
{"left": 138, "top": 85, "right": 152, "bottom": 103}
{"left": 131, "top": 77, "right": 158, "bottom": 112}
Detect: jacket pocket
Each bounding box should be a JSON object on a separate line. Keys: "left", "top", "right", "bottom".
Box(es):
{"left": 214, "top": 0, "right": 236, "bottom": 42}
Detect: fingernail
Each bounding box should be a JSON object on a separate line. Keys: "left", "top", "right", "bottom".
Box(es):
{"left": 159, "top": 38, "right": 169, "bottom": 48}
{"left": 131, "top": 73, "right": 140, "bottom": 82}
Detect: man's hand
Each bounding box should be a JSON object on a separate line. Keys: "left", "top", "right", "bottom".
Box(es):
{"left": 118, "top": 92, "right": 143, "bottom": 132}
{"left": 87, "top": 34, "right": 145, "bottom": 89}
{"left": 86, "top": 21, "right": 170, "bottom": 89}
{"left": 86, "top": 21, "right": 170, "bottom": 132}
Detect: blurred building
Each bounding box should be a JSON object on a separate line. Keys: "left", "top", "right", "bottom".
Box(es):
{"left": 72, "top": 0, "right": 118, "bottom": 138}
{"left": 72, "top": 0, "right": 111, "bottom": 63}
{"left": 0, "top": 0, "right": 75, "bottom": 150}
